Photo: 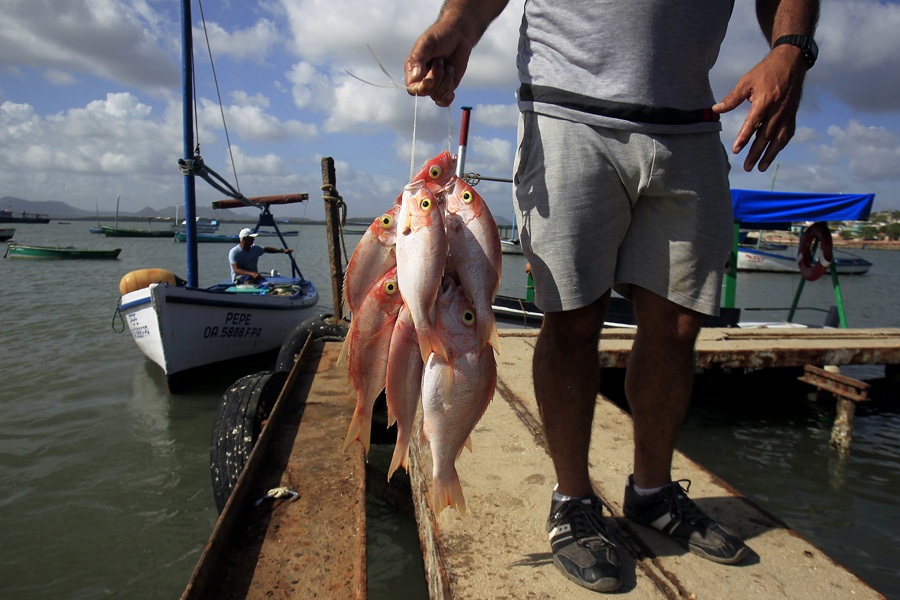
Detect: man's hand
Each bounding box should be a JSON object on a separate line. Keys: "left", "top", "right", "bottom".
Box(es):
{"left": 712, "top": 45, "right": 809, "bottom": 172}
{"left": 405, "top": 20, "right": 475, "bottom": 107}
{"left": 404, "top": 0, "right": 508, "bottom": 107}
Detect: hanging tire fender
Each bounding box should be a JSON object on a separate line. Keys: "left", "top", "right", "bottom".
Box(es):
{"left": 797, "top": 222, "right": 833, "bottom": 282}
{"left": 209, "top": 370, "right": 287, "bottom": 513}
{"left": 276, "top": 313, "right": 349, "bottom": 372}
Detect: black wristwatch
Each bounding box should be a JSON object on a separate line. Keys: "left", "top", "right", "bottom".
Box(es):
{"left": 772, "top": 34, "right": 818, "bottom": 69}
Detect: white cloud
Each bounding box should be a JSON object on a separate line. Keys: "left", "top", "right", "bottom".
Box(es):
{"left": 196, "top": 18, "right": 280, "bottom": 63}
{"left": 0, "top": 0, "right": 179, "bottom": 88}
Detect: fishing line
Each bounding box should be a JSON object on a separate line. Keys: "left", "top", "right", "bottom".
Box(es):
{"left": 410, "top": 95, "right": 418, "bottom": 182}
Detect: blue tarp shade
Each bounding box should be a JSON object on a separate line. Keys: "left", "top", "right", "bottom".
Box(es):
{"left": 731, "top": 189, "right": 875, "bottom": 229}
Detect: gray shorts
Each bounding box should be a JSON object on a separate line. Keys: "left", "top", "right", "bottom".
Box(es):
{"left": 513, "top": 112, "right": 733, "bottom": 315}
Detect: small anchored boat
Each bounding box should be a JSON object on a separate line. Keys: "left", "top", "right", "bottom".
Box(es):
{"left": 5, "top": 242, "right": 121, "bottom": 260}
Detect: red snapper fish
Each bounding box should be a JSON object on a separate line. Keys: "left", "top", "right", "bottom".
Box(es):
{"left": 396, "top": 182, "right": 449, "bottom": 362}
{"left": 421, "top": 280, "right": 497, "bottom": 516}
{"left": 343, "top": 202, "right": 401, "bottom": 314}
{"left": 411, "top": 151, "right": 457, "bottom": 194}
{"left": 444, "top": 178, "right": 502, "bottom": 354}
{"left": 385, "top": 304, "right": 423, "bottom": 479}
{"left": 342, "top": 266, "right": 403, "bottom": 455}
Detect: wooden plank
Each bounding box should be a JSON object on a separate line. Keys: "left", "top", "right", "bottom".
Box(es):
{"left": 212, "top": 193, "right": 309, "bottom": 210}
{"left": 410, "top": 335, "right": 883, "bottom": 599}
{"left": 185, "top": 342, "right": 366, "bottom": 600}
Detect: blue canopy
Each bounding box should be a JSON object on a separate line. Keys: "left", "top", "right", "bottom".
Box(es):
{"left": 731, "top": 189, "right": 874, "bottom": 229}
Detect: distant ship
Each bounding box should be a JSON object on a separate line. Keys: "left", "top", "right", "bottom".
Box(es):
{"left": 0, "top": 209, "right": 50, "bottom": 224}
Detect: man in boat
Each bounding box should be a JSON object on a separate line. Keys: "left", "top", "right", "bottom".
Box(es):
{"left": 406, "top": 0, "right": 818, "bottom": 593}
{"left": 229, "top": 228, "right": 292, "bottom": 285}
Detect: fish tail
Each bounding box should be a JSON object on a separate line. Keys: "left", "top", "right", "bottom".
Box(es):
{"left": 432, "top": 470, "right": 467, "bottom": 517}
{"left": 342, "top": 406, "right": 372, "bottom": 455}
{"left": 387, "top": 438, "right": 410, "bottom": 480}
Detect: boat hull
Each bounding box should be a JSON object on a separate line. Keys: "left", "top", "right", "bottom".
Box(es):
{"left": 6, "top": 243, "right": 121, "bottom": 259}
{"left": 0, "top": 228, "right": 15, "bottom": 241}
{"left": 500, "top": 239, "right": 524, "bottom": 255}
{"left": 101, "top": 225, "right": 174, "bottom": 238}
{"left": 174, "top": 232, "right": 238, "bottom": 243}
{"left": 118, "top": 280, "right": 319, "bottom": 380}
{"left": 737, "top": 248, "right": 872, "bottom": 275}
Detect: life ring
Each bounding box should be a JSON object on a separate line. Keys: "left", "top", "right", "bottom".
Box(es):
{"left": 796, "top": 222, "right": 833, "bottom": 282}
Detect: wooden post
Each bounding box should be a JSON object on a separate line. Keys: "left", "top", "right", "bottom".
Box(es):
{"left": 321, "top": 157, "right": 345, "bottom": 322}
{"left": 830, "top": 396, "right": 856, "bottom": 454}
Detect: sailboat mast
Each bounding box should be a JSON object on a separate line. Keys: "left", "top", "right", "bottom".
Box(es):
{"left": 181, "top": 0, "right": 199, "bottom": 286}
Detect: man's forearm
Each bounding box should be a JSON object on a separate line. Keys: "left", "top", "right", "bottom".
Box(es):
{"left": 438, "top": 0, "right": 510, "bottom": 43}
{"left": 756, "top": 0, "right": 820, "bottom": 43}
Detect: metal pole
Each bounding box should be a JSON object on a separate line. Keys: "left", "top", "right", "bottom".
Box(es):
{"left": 830, "top": 261, "right": 848, "bottom": 328}
{"left": 456, "top": 106, "right": 472, "bottom": 178}
{"left": 181, "top": 0, "right": 199, "bottom": 287}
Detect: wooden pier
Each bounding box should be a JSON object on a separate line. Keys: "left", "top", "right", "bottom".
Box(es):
{"left": 183, "top": 328, "right": 897, "bottom": 599}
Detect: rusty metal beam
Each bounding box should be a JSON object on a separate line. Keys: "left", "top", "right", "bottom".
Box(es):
{"left": 797, "top": 364, "right": 870, "bottom": 402}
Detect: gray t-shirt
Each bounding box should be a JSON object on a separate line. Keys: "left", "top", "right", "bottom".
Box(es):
{"left": 517, "top": 0, "right": 735, "bottom": 133}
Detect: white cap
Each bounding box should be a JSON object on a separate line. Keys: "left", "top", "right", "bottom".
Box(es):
{"left": 239, "top": 228, "right": 258, "bottom": 239}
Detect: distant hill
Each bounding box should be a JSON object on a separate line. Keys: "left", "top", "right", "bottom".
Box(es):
{"left": 0, "top": 196, "right": 314, "bottom": 222}
{"left": 1, "top": 196, "right": 93, "bottom": 218}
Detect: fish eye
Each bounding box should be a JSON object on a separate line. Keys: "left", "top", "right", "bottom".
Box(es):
{"left": 420, "top": 198, "right": 433, "bottom": 211}
{"left": 380, "top": 214, "right": 393, "bottom": 228}
{"left": 384, "top": 280, "right": 398, "bottom": 294}
{"left": 461, "top": 190, "right": 473, "bottom": 203}
{"left": 462, "top": 310, "right": 475, "bottom": 325}
{"left": 429, "top": 165, "right": 442, "bottom": 179}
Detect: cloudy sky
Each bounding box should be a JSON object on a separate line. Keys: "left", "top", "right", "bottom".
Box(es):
{"left": 2, "top": 0, "right": 899, "bottom": 222}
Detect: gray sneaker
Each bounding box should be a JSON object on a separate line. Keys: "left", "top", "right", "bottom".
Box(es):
{"left": 623, "top": 476, "right": 748, "bottom": 564}
{"left": 547, "top": 495, "right": 622, "bottom": 592}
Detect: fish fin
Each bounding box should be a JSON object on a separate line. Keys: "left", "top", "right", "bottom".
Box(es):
{"left": 453, "top": 436, "right": 473, "bottom": 461}
{"left": 432, "top": 471, "right": 467, "bottom": 517}
{"left": 476, "top": 312, "right": 501, "bottom": 355}
{"left": 489, "top": 318, "right": 500, "bottom": 354}
{"left": 417, "top": 418, "right": 429, "bottom": 444}
{"left": 342, "top": 406, "right": 372, "bottom": 456}
{"left": 336, "top": 331, "right": 351, "bottom": 366}
{"left": 419, "top": 327, "right": 449, "bottom": 363}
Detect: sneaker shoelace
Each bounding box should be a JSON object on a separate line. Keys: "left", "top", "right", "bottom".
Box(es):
{"left": 559, "top": 500, "right": 613, "bottom": 549}
{"left": 665, "top": 479, "right": 711, "bottom": 527}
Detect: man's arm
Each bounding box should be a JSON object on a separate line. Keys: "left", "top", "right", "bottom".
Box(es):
{"left": 713, "top": 0, "right": 821, "bottom": 172}
{"left": 405, "top": 0, "right": 510, "bottom": 107}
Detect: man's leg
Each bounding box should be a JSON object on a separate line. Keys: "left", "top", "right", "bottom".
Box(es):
{"left": 623, "top": 285, "right": 748, "bottom": 564}
{"left": 626, "top": 286, "right": 702, "bottom": 489}
{"left": 534, "top": 294, "right": 609, "bottom": 497}
{"left": 537, "top": 294, "right": 622, "bottom": 592}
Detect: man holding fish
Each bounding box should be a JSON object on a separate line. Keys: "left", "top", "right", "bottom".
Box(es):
{"left": 406, "top": 0, "right": 819, "bottom": 593}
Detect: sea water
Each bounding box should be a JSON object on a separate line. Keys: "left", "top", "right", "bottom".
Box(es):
{"left": 1, "top": 222, "right": 898, "bottom": 598}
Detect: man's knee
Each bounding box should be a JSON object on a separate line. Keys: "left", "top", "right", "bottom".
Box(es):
{"left": 541, "top": 296, "right": 609, "bottom": 347}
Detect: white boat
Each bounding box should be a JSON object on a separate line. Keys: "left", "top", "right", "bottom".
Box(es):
{"left": 737, "top": 247, "right": 872, "bottom": 275}
{"left": 500, "top": 238, "right": 524, "bottom": 255}
{"left": 0, "top": 227, "right": 14, "bottom": 241}
{"left": 116, "top": 8, "right": 319, "bottom": 391}
{"left": 500, "top": 222, "right": 524, "bottom": 255}
{"left": 119, "top": 269, "right": 318, "bottom": 386}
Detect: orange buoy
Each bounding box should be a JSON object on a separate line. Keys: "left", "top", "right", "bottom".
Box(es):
{"left": 119, "top": 268, "right": 183, "bottom": 295}
{"left": 796, "top": 222, "right": 833, "bottom": 282}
